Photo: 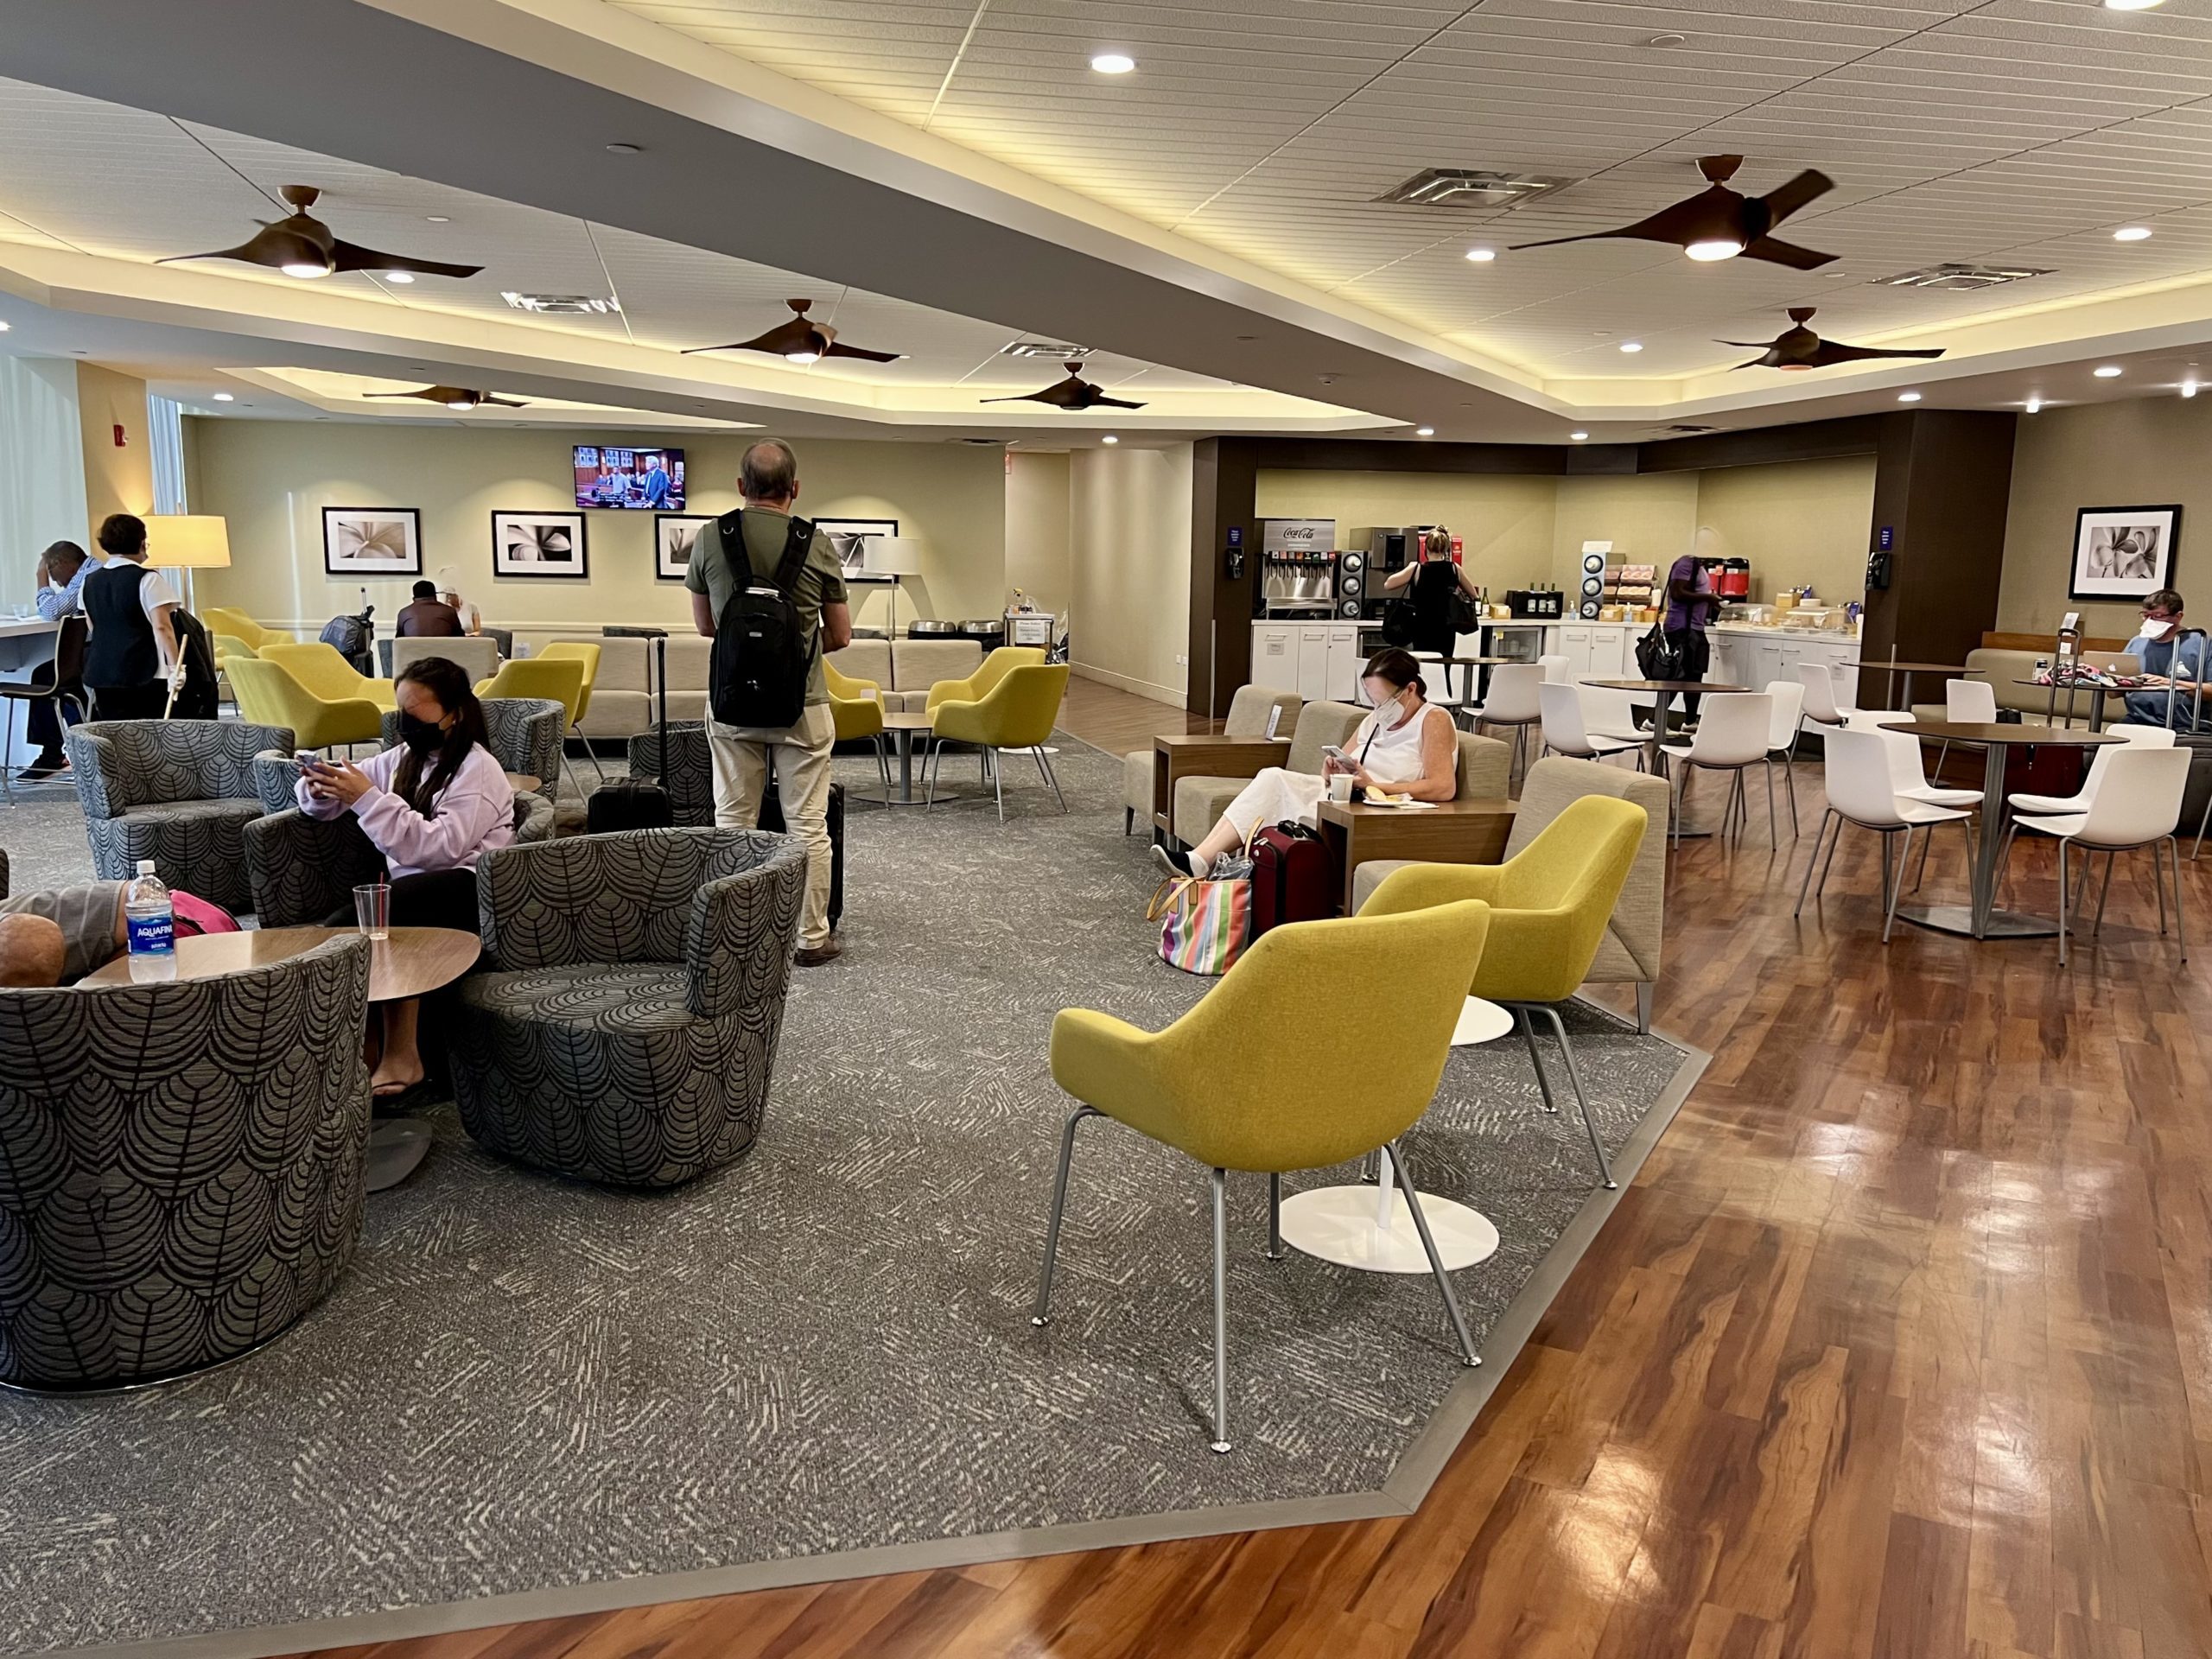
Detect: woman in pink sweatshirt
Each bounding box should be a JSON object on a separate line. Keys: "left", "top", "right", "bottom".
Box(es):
{"left": 298, "top": 655, "right": 514, "bottom": 1096}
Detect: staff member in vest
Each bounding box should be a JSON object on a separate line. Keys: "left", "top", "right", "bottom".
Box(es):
{"left": 81, "top": 513, "right": 182, "bottom": 720}
{"left": 687, "top": 438, "right": 852, "bottom": 965}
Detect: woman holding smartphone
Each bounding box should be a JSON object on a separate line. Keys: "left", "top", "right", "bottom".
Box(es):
{"left": 1152, "top": 648, "right": 1459, "bottom": 881}
{"left": 296, "top": 655, "right": 514, "bottom": 1096}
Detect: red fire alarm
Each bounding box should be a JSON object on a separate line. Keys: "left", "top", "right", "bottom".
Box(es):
{"left": 112, "top": 424, "right": 127, "bottom": 448}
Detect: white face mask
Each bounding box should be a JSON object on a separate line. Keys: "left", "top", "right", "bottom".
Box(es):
{"left": 2143, "top": 618, "right": 2177, "bottom": 640}
{"left": 1366, "top": 682, "right": 1400, "bottom": 711}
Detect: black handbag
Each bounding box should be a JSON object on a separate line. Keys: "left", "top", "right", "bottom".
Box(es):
{"left": 1634, "top": 621, "right": 1684, "bottom": 682}
{"left": 1381, "top": 597, "right": 1417, "bottom": 647}
{"left": 1448, "top": 589, "right": 1479, "bottom": 636}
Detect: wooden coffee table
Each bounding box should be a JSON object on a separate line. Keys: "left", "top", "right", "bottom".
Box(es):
{"left": 88, "top": 925, "right": 481, "bottom": 1191}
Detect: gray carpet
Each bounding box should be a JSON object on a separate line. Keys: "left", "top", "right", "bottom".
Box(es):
{"left": 0, "top": 735, "right": 1693, "bottom": 1656}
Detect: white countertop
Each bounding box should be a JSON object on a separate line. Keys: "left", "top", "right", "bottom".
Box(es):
{"left": 1708, "top": 621, "right": 1862, "bottom": 642}
{"left": 0, "top": 616, "right": 60, "bottom": 638}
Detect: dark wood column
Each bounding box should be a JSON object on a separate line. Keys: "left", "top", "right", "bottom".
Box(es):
{"left": 1860, "top": 410, "right": 2018, "bottom": 706}
{"left": 1187, "top": 437, "right": 1259, "bottom": 719}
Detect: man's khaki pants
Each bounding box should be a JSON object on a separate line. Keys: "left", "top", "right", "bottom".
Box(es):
{"left": 706, "top": 702, "right": 836, "bottom": 949}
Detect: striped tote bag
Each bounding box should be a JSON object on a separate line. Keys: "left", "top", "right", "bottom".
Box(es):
{"left": 1149, "top": 872, "right": 1251, "bottom": 976}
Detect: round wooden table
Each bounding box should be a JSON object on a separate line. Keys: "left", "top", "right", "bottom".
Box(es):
{"left": 1581, "top": 679, "right": 1751, "bottom": 837}
{"left": 88, "top": 925, "right": 481, "bottom": 1191}
{"left": 504, "top": 772, "right": 543, "bottom": 795}
{"left": 1889, "top": 721, "right": 2123, "bottom": 940}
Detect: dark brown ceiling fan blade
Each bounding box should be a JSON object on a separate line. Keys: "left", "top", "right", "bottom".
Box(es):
{"left": 361, "top": 384, "right": 524, "bottom": 408}
{"left": 480, "top": 395, "right": 528, "bottom": 407}
{"left": 1803, "top": 340, "right": 1947, "bottom": 367}
{"left": 680, "top": 333, "right": 779, "bottom": 356}
{"left": 823, "top": 340, "right": 900, "bottom": 363}
{"left": 979, "top": 391, "right": 1053, "bottom": 404}
{"left": 1730, "top": 356, "right": 1781, "bottom": 371}
{"left": 329, "top": 238, "right": 484, "bottom": 279}
{"left": 1755, "top": 169, "right": 1834, "bottom": 227}
{"left": 1740, "top": 236, "right": 1836, "bottom": 270}
{"left": 1087, "top": 394, "right": 1147, "bottom": 410}
{"left": 1714, "top": 338, "right": 1778, "bottom": 347}
{"left": 157, "top": 224, "right": 330, "bottom": 273}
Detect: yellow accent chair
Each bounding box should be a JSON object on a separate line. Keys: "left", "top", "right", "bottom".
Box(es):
{"left": 924, "top": 645, "right": 1046, "bottom": 713}
{"left": 534, "top": 641, "right": 606, "bottom": 785}
{"left": 225, "top": 656, "right": 385, "bottom": 752}
{"left": 201, "top": 608, "right": 296, "bottom": 654}
{"left": 824, "top": 660, "right": 892, "bottom": 806}
{"left": 476, "top": 658, "right": 589, "bottom": 798}
{"left": 924, "top": 662, "right": 1071, "bottom": 821}
{"left": 1035, "top": 899, "right": 1494, "bottom": 1451}
{"left": 258, "top": 642, "right": 397, "bottom": 712}
{"left": 1360, "top": 795, "right": 1649, "bottom": 1190}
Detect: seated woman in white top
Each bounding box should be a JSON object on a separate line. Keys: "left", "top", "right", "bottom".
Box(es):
{"left": 296, "top": 655, "right": 515, "bottom": 1096}
{"left": 1154, "top": 647, "right": 1460, "bottom": 881}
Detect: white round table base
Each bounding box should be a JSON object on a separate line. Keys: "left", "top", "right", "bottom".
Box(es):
{"left": 1278, "top": 1185, "right": 1501, "bottom": 1274}
{"left": 1452, "top": 995, "right": 1514, "bottom": 1046}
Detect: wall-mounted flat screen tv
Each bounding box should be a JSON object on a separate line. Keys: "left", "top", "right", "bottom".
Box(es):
{"left": 574, "top": 445, "right": 684, "bottom": 511}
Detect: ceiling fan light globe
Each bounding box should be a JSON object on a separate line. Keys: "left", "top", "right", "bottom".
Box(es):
{"left": 1779, "top": 363, "right": 1811, "bottom": 370}
{"left": 281, "top": 261, "right": 332, "bottom": 279}
{"left": 383, "top": 270, "right": 416, "bottom": 283}
{"left": 445, "top": 398, "right": 478, "bottom": 410}
{"left": 785, "top": 349, "right": 821, "bottom": 365}
{"left": 1686, "top": 239, "right": 1744, "bottom": 262}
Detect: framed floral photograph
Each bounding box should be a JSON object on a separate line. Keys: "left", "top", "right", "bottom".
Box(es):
{"left": 491, "top": 510, "right": 588, "bottom": 579}
{"left": 2071, "top": 505, "right": 2181, "bottom": 601}
{"left": 322, "top": 506, "right": 422, "bottom": 575}
{"left": 655, "top": 513, "right": 714, "bottom": 582}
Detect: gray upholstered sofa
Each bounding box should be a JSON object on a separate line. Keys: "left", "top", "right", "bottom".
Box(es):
{"left": 825, "top": 638, "right": 983, "bottom": 713}
{"left": 66, "top": 718, "right": 294, "bottom": 911}
{"left": 1351, "top": 754, "right": 1671, "bottom": 1030}
{"left": 389, "top": 636, "right": 501, "bottom": 683}
{"left": 537, "top": 634, "right": 653, "bottom": 738}
{"left": 0, "top": 933, "right": 372, "bottom": 1389}
{"left": 1904, "top": 645, "right": 2143, "bottom": 723}
{"left": 448, "top": 828, "right": 806, "bottom": 1188}
{"left": 1122, "top": 684, "right": 1303, "bottom": 836}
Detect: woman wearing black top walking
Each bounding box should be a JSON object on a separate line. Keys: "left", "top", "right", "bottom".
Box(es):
{"left": 1381, "top": 525, "right": 1478, "bottom": 656}
{"left": 80, "top": 514, "right": 181, "bottom": 720}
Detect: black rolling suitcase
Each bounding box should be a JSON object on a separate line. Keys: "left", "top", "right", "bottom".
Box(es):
{"left": 587, "top": 632, "right": 675, "bottom": 833}
{"left": 759, "top": 779, "right": 845, "bottom": 928}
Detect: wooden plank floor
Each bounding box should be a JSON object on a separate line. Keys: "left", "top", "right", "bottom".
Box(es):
{"left": 281, "top": 684, "right": 2212, "bottom": 1659}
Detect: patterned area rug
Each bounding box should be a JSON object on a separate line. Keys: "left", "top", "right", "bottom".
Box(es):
{"left": 0, "top": 734, "right": 1694, "bottom": 1656}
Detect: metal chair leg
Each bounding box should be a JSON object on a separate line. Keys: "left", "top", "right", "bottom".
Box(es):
{"left": 1763, "top": 758, "right": 1777, "bottom": 845}
{"left": 1934, "top": 739, "right": 1950, "bottom": 781}
{"left": 2152, "top": 842, "right": 2168, "bottom": 937}
{"left": 1266, "top": 1173, "right": 1283, "bottom": 1261}
{"left": 873, "top": 734, "right": 893, "bottom": 808}
{"left": 1635, "top": 981, "right": 1654, "bottom": 1034}
{"left": 1031, "top": 1104, "right": 1100, "bottom": 1326}
{"left": 1033, "top": 744, "right": 1067, "bottom": 813}
{"left": 1913, "top": 819, "right": 1936, "bottom": 893}
{"left": 924, "top": 737, "right": 943, "bottom": 806}
{"left": 2057, "top": 839, "right": 2070, "bottom": 968}
{"left": 1533, "top": 1005, "right": 1616, "bottom": 1189}
{"left": 1783, "top": 749, "right": 1799, "bottom": 836}
{"left": 992, "top": 750, "right": 1006, "bottom": 823}
{"left": 1388, "top": 1138, "right": 1481, "bottom": 1366}
{"left": 1884, "top": 828, "right": 1910, "bottom": 943}
{"left": 1516, "top": 1004, "right": 1560, "bottom": 1115}
{"left": 1210, "top": 1166, "right": 1231, "bottom": 1454}
{"left": 1796, "top": 809, "right": 1833, "bottom": 916}
{"left": 1818, "top": 812, "right": 1844, "bottom": 899}
{"left": 2099, "top": 850, "right": 2120, "bottom": 938}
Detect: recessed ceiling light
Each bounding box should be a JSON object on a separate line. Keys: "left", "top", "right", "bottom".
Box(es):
{"left": 212, "top": 391, "right": 234, "bottom": 402}
{"left": 383, "top": 270, "right": 416, "bottom": 283}
{"left": 2106, "top": 0, "right": 2165, "bottom": 10}
{"left": 1415, "top": 426, "right": 1435, "bottom": 436}
{"left": 1570, "top": 430, "right": 1590, "bottom": 441}
{"left": 0, "top": 320, "right": 10, "bottom": 332}
{"left": 2113, "top": 226, "right": 2153, "bottom": 241}
{"left": 1686, "top": 238, "right": 1743, "bottom": 262}
{"left": 2183, "top": 379, "right": 2200, "bottom": 398}
{"left": 1102, "top": 434, "right": 1119, "bottom": 444}
{"left": 1464, "top": 247, "right": 1497, "bottom": 263}
{"left": 425, "top": 215, "right": 450, "bottom": 223}
{"left": 1090, "top": 52, "right": 1135, "bottom": 74}
{"left": 2094, "top": 364, "right": 2124, "bottom": 378}
{"left": 1619, "top": 341, "right": 1643, "bottom": 353}
{"left": 1645, "top": 32, "right": 1688, "bottom": 46}
{"left": 2024, "top": 396, "right": 2043, "bottom": 413}
{"left": 1897, "top": 391, "right": 1922, "bottom": 403}
{"left": 605, "top": 142, "right": 643, "bottom": 154}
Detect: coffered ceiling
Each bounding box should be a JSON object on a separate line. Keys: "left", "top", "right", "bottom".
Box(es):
{"left": 3, "top": 0, "right": 2212, "bottom": 439}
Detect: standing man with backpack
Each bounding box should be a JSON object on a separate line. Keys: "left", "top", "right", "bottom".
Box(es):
{"left": 688, "top": 439, "right": 852, "bottom": 965}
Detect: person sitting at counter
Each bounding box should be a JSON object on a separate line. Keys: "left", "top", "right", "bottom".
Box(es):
{"left": 396, "top": 580, "right": 466, "bottom": 638}
{"left": 1380, "top": 526, "right": 1478, "bottom": 655}
{"left": 2121, "top": 588, "right": 2210, "bottom": 728}
{"left": 20, "top": 540, "right": 93, "bottom": 780}
{"left": 1151, "top": 647, "right": 1459, "bottom": 881}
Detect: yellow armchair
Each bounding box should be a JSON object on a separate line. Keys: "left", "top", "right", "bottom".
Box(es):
{"left": 225, "top": 655, "right": 385, "bottom": 752}
{"left": 1036, "top": 899, "right": 1493, "bottom": 1450}
{"left": 925, "top": 645, "right": 1046, "bottom": 713}
{"left": 824, "top": 664, "right": 891, "bottom": 806}
{"left": 201, "top": 607, "right": 296, "bottom": 654}
{"left": 824, "top": 658, "right": 880, "bottom": 703}
{"left": 534, "top": 641, "right": 607, "bottom": 788}
{"left": 1361, "top": 795, "right": 1649, "bottom": 1187}
{"left": 476, "top": 658, "right": 588, "bottom": 796}
{"left": 258, "top": 641, "right": 396, "bottom": 712}
{"left": 925, "top": 662, "right": 1070, "bottom": 820}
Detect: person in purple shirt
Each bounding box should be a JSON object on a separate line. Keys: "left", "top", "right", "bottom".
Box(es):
{"left": 1664, "top": 549, "right": 1719, "bottom": 724}
{"left": 297, "top": 655, "right": 514, "bottom": 1096}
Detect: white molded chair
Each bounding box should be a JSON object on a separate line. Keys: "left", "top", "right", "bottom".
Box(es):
{"left": 1796, "top": 727, "right": 1975, "bottom": 942}
{"left": 2003, "top": 744, "right": 2190, "bottom": 967}
{"left": 2011, "top": 724, "right": 2173, "bottom": 817}
{"left": 1411, "top": 651, "right": 1470, "bottom": 718}
{"left": 1539, "top": 681, "right": 1637, "bottom": 764}
{"left": 1764, "top": 678, "right": 1808, "bottom": 836}
{"left": 1579, "top": 683, "right": 1647, "bottom": 747}
{"left": 1930, "top": 677, "right": 1999, "bottom": 779}
{"left": 1799, "top": 662, "right": 1910, "bottom": 730}
{"left": 1660, "top": 692, "right": 1776, "bottom": 847}
{"left": 1538, "top": 652, "right": 1571, "bottom": 684}
{"left": 1471, "top": 663, "right": 1544, "bottom": 780}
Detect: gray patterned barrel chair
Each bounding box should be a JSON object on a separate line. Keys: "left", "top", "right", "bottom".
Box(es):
{"left": 624, "top": 722, "right": 713, "bottom": 826}
{"left": 0, "top": 934, "right": 372, "bottom": 1391}
{"left": 65, "top": 720, "right": 294, "bottom": 912}
{"left": 243, "top": 797, "right": 556, "bottom": 929}
{"left": 449, "top": 828, "right": 805, "bottom": 1188}
{"left": 380, "top": 696, "right": 564, "bottom": 791}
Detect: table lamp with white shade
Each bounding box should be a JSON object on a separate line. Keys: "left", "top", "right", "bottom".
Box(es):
{"left": 147, "top": 513, "right": 231, "bottom": 610}
{"left": 863, "top": 536, "right": 922, "bottom": 638}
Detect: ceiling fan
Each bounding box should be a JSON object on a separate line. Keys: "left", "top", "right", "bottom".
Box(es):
{"left": 1720, "top": 308, "right": 1945, "bottom": 371}
{"left": 683, "top": 299, "right": 899, "bottom": 364}
{"left": 160, "top": 185, "right": 482, "bottom": 282}
{"left": 363, "top": 385, "right": 527, "bottom": 410}
{"left": 1512, "top": 156, "right": 1837, "bottom": 269}
{"left": 981, "top": 361, "right": 1146, "bottom": 410}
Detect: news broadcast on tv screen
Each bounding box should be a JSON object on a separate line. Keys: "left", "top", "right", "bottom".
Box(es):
{"left": 574, "top": 444, "right": 685, "bottom": 511}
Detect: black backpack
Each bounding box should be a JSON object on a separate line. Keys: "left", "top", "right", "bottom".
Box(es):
{"left": 709, "top": 510, "right": 816, "bottom": 729}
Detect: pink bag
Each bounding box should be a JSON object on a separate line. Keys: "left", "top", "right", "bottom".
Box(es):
{"left": 1150, "top": 874, "right": 1249, "bottom": 976}
{"left": 170, "top": 890, "right": 243, "bottom": 939}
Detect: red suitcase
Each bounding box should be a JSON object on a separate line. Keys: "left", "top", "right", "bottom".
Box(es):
{"left": 1249, "top": 823, "right": 1333, "bottom": 938}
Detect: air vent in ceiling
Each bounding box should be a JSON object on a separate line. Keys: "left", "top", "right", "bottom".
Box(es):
{"left": 1869, "top": 263, "right": 2053, "bottom": 292}
{"left": 500, "top": 291, "right": 622, "bottom": 315}
{"left": 1002, "top": 340, "right": 1091, "bottom": 359}
{"left": 1375, "top": 169, "right": 1578, "bottom": 208}
{"left": 1664, "top": 423, "right": 1719, "bottom": 435}
{"left": 959, "top": 436, "right": 1007, "bottom": 445}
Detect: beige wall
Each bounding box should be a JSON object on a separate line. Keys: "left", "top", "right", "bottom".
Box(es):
{"left": 1694, "top": 456, "right": 1875, "bottom": 607}
{"left": 1255, "top": 469, "right": 1559, "bottom": 590}
{"left": 1071, "top": 443, "right": 1192, "bottom": 704}
{"left": 76, "top": 363, "right": 153, "bottom": 529}
{"left": 1551, "top": 472, "right": 1700, "bottom": 582}
{"left": 186, "top": 420, "right": 1008, "bottom": 632}
{"left": 1999, "top": 397, "right": 2212, "bottom": 639}
{"left": 1004, "top": 449, "right": 1072, "bottom": 616}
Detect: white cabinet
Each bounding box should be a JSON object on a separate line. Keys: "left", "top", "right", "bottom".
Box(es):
{"left": 1250, "top": 623, "right": 1298, "bottom": 694}
{"left": 1545, "top": 623, "right": 1633, "bottom": 683}
{"left": 1251, "top": 621, "right": 1365, "bottom": 702}
{"left": 1295, "top": 626, "right": 1330, "bottom": 700}
{"left": 1325, "top": 625, "right": 1361, "bottom": 702}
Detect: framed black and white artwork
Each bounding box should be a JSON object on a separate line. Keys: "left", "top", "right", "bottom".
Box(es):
{"left": 655, "top": 514, "right": 713, "bottom": 582}
{"left": 491, "top": 511, "right": 588, "bottom": 579}
{"left": 2071, "top": 505, "right": 2180, "bottom": 601}
{"left": 322, "top": 506, "right": 422, "bottom": 575}
{"left": 814, "top": 516, "right": 899, "bottom": 577}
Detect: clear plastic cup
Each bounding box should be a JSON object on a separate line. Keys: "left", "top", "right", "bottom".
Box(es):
{"left": 353, "top": 882, "right": 391, "bottom": 941}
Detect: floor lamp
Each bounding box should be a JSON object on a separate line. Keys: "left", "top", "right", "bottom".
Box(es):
{"left": 866, "top": 537, "right": 922, "bottom": 637}
{"left": 148, "top": 513, "right": 232, "bottom": 613}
